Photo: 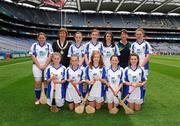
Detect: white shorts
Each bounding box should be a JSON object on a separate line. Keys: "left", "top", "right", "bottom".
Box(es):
{"left": 47, "top": 83, "right": 65, "bottom": 107}
{"left": 87, "top": 96, "right": 104, "bottom": 103}
{"left": 47, "top": 98, "right": 65, "bottom": 107}
{"left": 66, "top": 88, "right": 81, "bottom": 104}
{"left": 106, "top": 91, "right": 121, "bottom": 105}
{"left": 32, "top": 64, "right": 48, "bottom": 81}
{"left": 144, "top": 69, "right": 149, "bottom": 76}
{"left": 127, "top": 98, "right": 143, "bottom": 104}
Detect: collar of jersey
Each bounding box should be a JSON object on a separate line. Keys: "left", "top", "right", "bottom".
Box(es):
{"left": 129, "top": 65, "right": 138, "bottom": 71}
{"left": 136, "top": 40, "right": 145, "bottom": 45}
{"left": 75, "top": 43, "right": 82, "bottom": 49}
{"left": 93, "top": 65, "right": 99, "bottom": 69}
{"left": 110, "top": 65, "right": 119, "bottom": 72}
{"left": 70, "top": 65, "right": 79, "bottom": 71}
{"left": 120, "top": 41, "right": 128, "bottom": 46}
{"left": 106, "top": 43, "right": 112, "bottom": 47}
{"left": 37, "top": 42, "right": 46, "bottom": 47}
{"left": 52, "top": 64, "right": 62, "bottom": 70}
{"left": 90, "top": 40, "right": 99, "bottom": 46}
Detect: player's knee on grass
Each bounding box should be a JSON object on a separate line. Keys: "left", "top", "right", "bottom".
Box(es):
{"left": 134, "top": 104, "right": 141, "bottom": 111}
{"left": 95, "top": 102, "right": 102, "bottom": 110}
{"left": 128, "top": 103, "right": 135, "bottom": 110}
{"left": 108, "top": 103, "right": 114, "bottom": 110}
{"left": 88, "top": 101, "right": 95, "bottom": 108}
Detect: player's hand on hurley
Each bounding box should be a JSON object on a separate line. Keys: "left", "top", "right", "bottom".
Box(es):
{"left": 53, "top": 79, "right": 59, "bottom": 84}
{"left": 89, "top": 80, "right": 96, "bottom": 85}
{"left": 106, "top": 82, "right": 110, "bottom": 87}
{"left": 72, "top": 81, "right": 79, "bottom": 86}
{"left": 94, "top": 76, "right": 100, "bottom": 81}
{"left": 51, "top": 74, "right": 57, "bottom": 80}
{"left": 132, "top": 82, "right": 139, "bottom": 87}
{"left": 67, "top": 78, "right": 73, "bottom": 83}
{"left": 39, "top": 64, "right": 46, "bottom": 70}
{"left": 137, "top": 81, "right": 143, "bottom": 87}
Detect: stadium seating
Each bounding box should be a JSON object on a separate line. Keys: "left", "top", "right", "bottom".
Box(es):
{"left": 151, "top": 42, "right": 180, "bottom": 55}
{"left": 1, "top": 2, "right": 180, "bottom": 28}
{"left": 0, "top": 35, "right": 33, "bottom": 52}
{"left": 0, "top": 1, "right": 180, "bottom": 55}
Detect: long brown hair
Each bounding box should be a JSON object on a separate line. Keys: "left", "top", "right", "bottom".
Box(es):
{"left": 103, "top": 32, "right": 115, "bottom": 47}
{"left": 89, "top": 51, "right": 104, "bottom": 69}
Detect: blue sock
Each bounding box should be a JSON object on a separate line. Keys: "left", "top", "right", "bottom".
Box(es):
{"left": 143, "top": 89, "right": 146, "bottom": 101}
{"left": 44, "top": 87, "right": 48, "bottom": 95}
{"left": 35, "top": 88, "right": 41, "bottom": 99}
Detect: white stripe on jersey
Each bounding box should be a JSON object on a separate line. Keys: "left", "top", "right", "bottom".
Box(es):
{"left": 102, "top": 45, "right": 120, "bottom": 67}
{"left": 84, "top": 41, "right": 103, "bottom": 61}
{"left": 124, "top": 66, "right": 147, "bottom": 100}
{"left": 29, "top": 42, "right": 53, "bottom": 64}
{"left": 85, "top": 66, "right": 106, "bottom": 97}
{"left": 130, "top": 40, "right": 152, "bottom": 70}
{"left": 46, "top": 64, "right": 66, "bottom": 106}
{"left": 67, "top": 43, "right": 85, "bottom": 59}
{"left": 106, "top": 66, "right": 123, "bottom": 91}
{"left": 65, "top": 66, "right": 84, "bottom": 90}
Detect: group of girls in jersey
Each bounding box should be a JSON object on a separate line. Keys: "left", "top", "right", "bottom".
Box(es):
{"left": 30, "top": 28, "right": 152, "bottom": 114}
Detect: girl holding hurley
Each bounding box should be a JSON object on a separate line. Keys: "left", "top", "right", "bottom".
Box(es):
{"left": 46, "top": 52, "right": 66, "bottom": 108}
{"left": 85, "top": 51, "right": 106, "bottom": 110}
{"left": 106, "top": 55, "right": 124, "bottom": 113}
{"left": 65, "top": 55, "right": 84, "bottom": 110}
{"left": 29, "top": 32, "right": 53, "bottom": 105}
{"left": 123, "top": 53, "right": 147, "bottom": 111}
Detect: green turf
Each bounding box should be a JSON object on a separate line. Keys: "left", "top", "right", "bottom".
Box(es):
{"left": 0, "top": 58, "right": 31, "bottom": 66}
{"left": 0, "top": 55, "right": 180, "bottom": 126}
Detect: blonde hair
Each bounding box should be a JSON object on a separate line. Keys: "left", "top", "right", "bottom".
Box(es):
{"left": 37, "top": 32, "right": 46, "bottom": 39}
{"left": 52, "top": 52, "right": 62, "bottom": 58}
{"left": 135, "top": 28, "right": 145, "bottom": 34}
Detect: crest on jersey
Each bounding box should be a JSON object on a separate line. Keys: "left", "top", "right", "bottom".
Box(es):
{"left": 100, "top": 70, "right": 102, "bottom": 74}
{"left": 45, "top": 47, "right": 49, "bottom": 51}
{"left": 93, "top": 73, "right": 97, "bottom": 79}
{"left": 72, "top": 76, "right": 76, "bottom": 81}
{"left": 106, "top": 51, "right": 111, "bottom": 56}
{"left": 132, "top": 76, "right": 137, "bottom": 83}
{"left": 136, "top": 49, "right": 141, "bottom": 55}
{"left": 111, "top": 77, "right": 116, "bottom": 83}
{"left": 77, "top": 74, "right": 81, "bottom": 80}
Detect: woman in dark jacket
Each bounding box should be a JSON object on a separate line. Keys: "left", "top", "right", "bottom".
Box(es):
{"left": 52, "top": 28, "right": 71, "bottom": 68}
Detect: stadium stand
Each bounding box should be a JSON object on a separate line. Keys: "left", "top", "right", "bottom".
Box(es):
{"left": 0, "top": 1, "right": 180, "bottom": 57}
{"left": 1, "top": 1, "right": 180, "bottom": 28}
{"left": 0, "top": 35, "right": 33, "bottom": 52}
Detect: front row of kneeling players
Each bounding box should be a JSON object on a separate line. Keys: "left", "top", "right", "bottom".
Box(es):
{"left": 43, "top": 51, "right": 146, "bottom": 114}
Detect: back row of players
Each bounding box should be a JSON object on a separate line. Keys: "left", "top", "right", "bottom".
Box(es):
{"left": 30, "top": 28, "right": 152, "bottom": 113}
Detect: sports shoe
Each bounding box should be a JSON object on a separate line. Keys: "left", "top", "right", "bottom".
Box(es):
{"left": 35, "top": 99, "right": 40, "bottom": 105}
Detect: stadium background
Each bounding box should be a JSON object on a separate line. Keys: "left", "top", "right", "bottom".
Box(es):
{"left": 0, "top": 0, "right": 180, "bottom": 126}
{"left": 0, "top": 0, "right": 180, "bottom": 59}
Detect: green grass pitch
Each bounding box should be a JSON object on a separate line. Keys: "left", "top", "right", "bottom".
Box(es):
{"left": 0, "top": 55, "right": 180, "bottom": 126}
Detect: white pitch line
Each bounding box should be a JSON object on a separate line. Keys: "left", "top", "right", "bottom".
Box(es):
{"left": 0, "top": 60, "right": 31, "bottom": 68}
{"left": 151, "top": 61, "right": 180, "bottom": 68}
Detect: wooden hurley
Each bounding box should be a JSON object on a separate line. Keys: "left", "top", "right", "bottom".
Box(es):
{"left": 39, "top": 70, "right": 47, "bottom": 104}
